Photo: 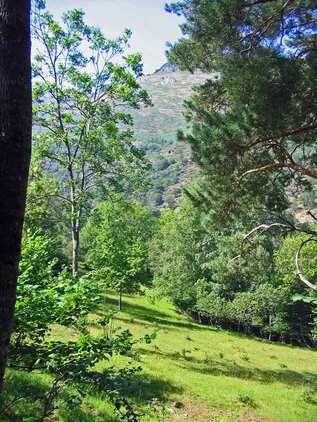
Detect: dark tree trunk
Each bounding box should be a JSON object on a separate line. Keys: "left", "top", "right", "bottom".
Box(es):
{"left": 0, "top": 0, "right": 32, "bottom": 390}
{"left": 118, "top": 289, "right": 122, "bottom": 311}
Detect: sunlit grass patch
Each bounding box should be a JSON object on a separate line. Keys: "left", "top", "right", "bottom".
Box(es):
{"left": 3, "top": 291, "right": 317, "bottom": 421}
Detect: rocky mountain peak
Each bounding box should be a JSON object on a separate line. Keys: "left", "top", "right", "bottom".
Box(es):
{"left": 154, "top": 63, "right": 177, "bottom": 74}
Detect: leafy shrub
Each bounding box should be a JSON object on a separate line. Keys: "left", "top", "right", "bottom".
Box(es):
{"left": 7, "top": 230, "right": 145, "bottom": 420}
{"left": 82, "top": 198, "right": 155, "bottom": 309}
{"left": 150, "top": 198, "right": 316, "bottom": 344}
{"left": 12, "top": 231, "right": 102, "bottom": 351}
{"left": 300, "top": 387, "right": 317, "bottom": 404}
{"left": 237, "top": 394, "right": 257, "bottom": 408}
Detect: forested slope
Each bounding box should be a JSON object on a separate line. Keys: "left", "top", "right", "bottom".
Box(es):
{"left": 131, "top": 67, "right": 208, "bottom": 209}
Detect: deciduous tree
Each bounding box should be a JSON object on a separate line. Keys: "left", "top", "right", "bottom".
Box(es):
{"left": 32, "top": 1, "right": 150, "bottom": 276}
{"left": 83, "top": 198, "right": 155, "bottom": 310}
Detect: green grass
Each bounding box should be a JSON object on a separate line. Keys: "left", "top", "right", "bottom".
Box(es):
{"left": 2, "top": 370, "right": 120, "bottom": 422}
{"left": 3, "top": 292, "right": 317, "bottom": 421}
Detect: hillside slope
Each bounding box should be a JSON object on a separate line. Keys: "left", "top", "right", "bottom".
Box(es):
{"left": 105, "top": 293, "right": 317, "bottom": 422}
{"left": 132, "top": 68, "right": 208, "bottom": 210}
{"left": 5, "top": 292, "right": 317, "bottom": 421}
{"left": 132, "top": 67, "right": 316, "bottom": 216}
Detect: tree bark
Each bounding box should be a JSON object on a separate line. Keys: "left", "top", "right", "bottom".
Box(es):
{"left": 69, "top": 172, "right": 81, "bottom": 278}
{"left": 0, "top": 0, "right": 32, "bottom": 389}
{"left": 118, "top": 289, "right": 122, "bottom": 311}
{"left": 241, "top": 161, "right": 317, "bottom": 180}
{"left": 71, "top": 213, "right": 80, "bottom": 278}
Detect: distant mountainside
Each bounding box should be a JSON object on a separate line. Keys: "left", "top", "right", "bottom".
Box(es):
{"left": 153, "top": 63, "right": 177, "bottom": 74}
{"left": 132, "top": 66, "right": 209, "bottom": 210}
{"left": 133, "top": 66, "right": 316, "bottom": 218}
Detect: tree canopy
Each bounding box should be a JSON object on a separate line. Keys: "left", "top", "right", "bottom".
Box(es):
{"left": 166, "top": 0, "right": 317, "bottom": 289}
{"left": 83, "top": 198, "right": 155, "bottom": 309}
{"left": 32, "top": 0, "right": 151, "bottom": 276}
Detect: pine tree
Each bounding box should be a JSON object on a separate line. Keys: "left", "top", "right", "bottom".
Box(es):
{"left": 0, "top": 0, "right": 32, "bottom": 388}
{"left": 167, "top": 0, "right": 317, "bottom": 289}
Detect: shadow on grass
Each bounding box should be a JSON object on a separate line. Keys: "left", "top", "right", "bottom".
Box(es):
{"left": 139, "top": 348, "right": 317, "bottom": 389}
{"left": 0, "top": 370, "right": 120, "bottom": 422}
{"left": 60, "top": 402, "right": 120, "bottom": 422}
{"left": 99, "top": 296, "right": 214, "bottom": 332}
{"left": 103, "top": 295, "right": 317, "bottom": 351}
{"left": 1, "top": 367, "right": 182, "bottom": 421}
{"left": 0, "top": 370, "right": 48, "bottom": 421}
{"left": 120, "top": 372, "right": 183, "bottom": 405}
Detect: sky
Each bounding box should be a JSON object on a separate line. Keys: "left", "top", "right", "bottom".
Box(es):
{"left": 46, "top": 0, "right": 184, "bottom": 74}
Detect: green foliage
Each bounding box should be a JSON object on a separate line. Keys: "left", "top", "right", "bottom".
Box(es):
{"left": 6, "top": 1, "right": 317, "bottom": 418}
{"left": 11, "top": 230, "right": 103, "bottom": 359}
{"left": 275, "top": 233, "right": 317, "bottom": 341}
{"left": 3, "top": 292, "right": 317, "bottom": 421}
{"left": 32, "top": 0, "right": 150, "bottom": 195}
{"left": 150, "top": 197, "right": 316, "bottom": 344}
{"left": 150, "top": 201, "right": 204, "bottom": 310}
{"left": 165, "top": 1, "right": 317, "bottom": 279}
{"left": 195, "top": 276, "right": 291, "bottom": 339}
{"left": 83, "top": 198, "right": 156, "bottom": 302}
{"left": 24, "top": 156, "right": 70, "bottom": 265}
{"left": 146, "top": 0, "right": 317, "bottom": 344}
{"left": 275, "top": 233, "right": 317, "bottom": 290}
{"left": 8, "top": 230, "right": 144, "bottom": 420}
{"left": 32, "top": 0, "right": 151, "bottom": 274}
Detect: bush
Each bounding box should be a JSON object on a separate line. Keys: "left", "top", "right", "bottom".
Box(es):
{"left": 8, "top": 230, "right": 144, "bottom": 420}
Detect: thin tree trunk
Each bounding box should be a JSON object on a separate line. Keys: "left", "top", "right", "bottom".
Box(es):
{"left": 0, "top": 0, "right": 32, "bottom": 389}
{"left": 71, "top": 212, "right": 80, "bottom": 278}
{"left": 70, "top": 177, "right": 80, "bottom": 278}
{"left": 118, "top": 289, "right": 122, "bottom": 311}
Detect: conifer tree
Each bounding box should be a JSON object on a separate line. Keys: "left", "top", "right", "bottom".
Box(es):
{"left": 0, "top": 0, "right": 32, "bottom": 388}
{"left": 167, "top": 0, "right": 317, "bottom": 289}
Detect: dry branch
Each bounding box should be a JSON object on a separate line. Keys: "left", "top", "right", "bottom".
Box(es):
{"left": 295, "top": 238, "right": 317, "bottom": 291}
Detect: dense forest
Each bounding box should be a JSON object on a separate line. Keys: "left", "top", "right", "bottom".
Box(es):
{"left": 0, "top": 0, "right": 316, "bottom": 421}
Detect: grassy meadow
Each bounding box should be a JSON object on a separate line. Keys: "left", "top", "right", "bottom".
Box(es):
{"left": 3, "top": 292, "right": 317, "bottom": 421}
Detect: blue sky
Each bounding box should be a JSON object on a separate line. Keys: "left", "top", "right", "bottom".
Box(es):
{"left": 46, "top": 0, "right": 183, "bottom": 74}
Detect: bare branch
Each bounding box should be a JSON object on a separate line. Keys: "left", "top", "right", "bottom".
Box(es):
{"left": 245, "top": 123, "right": 317, "bottom": 150}
{"left": 295, "top": 238, "right": 317, "bottom": 291}
{"left": 307, "top": 209, "right": 317, "bottom": 222}
{"left": 240, "top": 162, "right": 317, "bottom": 180}
{"left": 243, "top": 222, "right": 293, "bottom": 242}
{"left": 243, "top": 0, "right": 276, "bottom": 6}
